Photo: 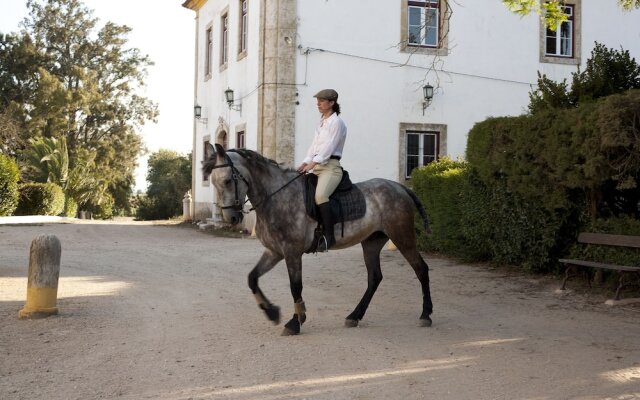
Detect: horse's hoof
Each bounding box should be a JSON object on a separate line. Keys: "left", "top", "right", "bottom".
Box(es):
{"left": 419, "top": 317, "right": 432, "bottom": 327}
{"left": 281, "top": 327, "right": 299, "bottom": 336}
{"left": 345, "top": 318, "right": 359, "bottom": 328}
{"left": 282, "top": 315, "right": 300, "bottom": 335}
{"left": 264, "top": 304, "right": 280, "bottom": 325}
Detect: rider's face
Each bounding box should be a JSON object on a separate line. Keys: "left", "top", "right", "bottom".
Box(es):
{"left": 316, "top": 99, "right": 334, "bottom": 116}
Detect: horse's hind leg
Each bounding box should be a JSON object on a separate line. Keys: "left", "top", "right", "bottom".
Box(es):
{"left": 395, "top": 240, "right": 433, "bottom": 327}
{"left": 248, "top": 249, "right": 283, "bottom": 324}
{"left": 345, "top": 232, "right": 388, "bottom": 327}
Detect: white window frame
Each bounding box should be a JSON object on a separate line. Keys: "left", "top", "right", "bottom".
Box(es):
{"left": 238, "top": 0, "right": 248, "bottom": 57}
{"left": 406, "top": 131, "right": 438, "bottom": 179}
{"left": 408, "top": 0, "right": 439, "bottom": 47}
{"left": 220, "top": 12, "right": 229, "bottom": 67}
{"left": 205, "top": 24, "right": 213, "bottom": 80}
{"left": 545, "top": 5, "right": 573, "bottom": 57}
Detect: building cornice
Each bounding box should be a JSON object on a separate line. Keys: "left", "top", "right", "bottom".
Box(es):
{"left": 182, "top": 0, "right": 207, "bottom": 11}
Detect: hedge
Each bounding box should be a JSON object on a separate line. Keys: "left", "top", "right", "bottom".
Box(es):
{"left": 0, "top": 154, "right": 20, "bottom": 216}
{"left": 15, "top": 182, "right": 65, "bottom": 216}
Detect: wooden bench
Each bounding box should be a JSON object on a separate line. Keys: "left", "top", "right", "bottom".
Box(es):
{"left": 559, "top": 232, "right": 640, "bottom": 300}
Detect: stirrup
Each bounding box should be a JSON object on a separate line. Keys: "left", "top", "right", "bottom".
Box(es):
{"left": 317, "top": 235, "right": 329, "bottom": 253}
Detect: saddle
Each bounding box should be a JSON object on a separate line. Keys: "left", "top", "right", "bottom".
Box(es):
{"left": 303, "top": 169, "right": 367, "bottom": 253}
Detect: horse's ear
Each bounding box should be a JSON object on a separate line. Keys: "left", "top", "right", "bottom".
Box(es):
{"left": 204, "top": 142, "right": 216, "bottom": 160}
{"left": 214, "top": 143, "right": 226, "bottom": 158}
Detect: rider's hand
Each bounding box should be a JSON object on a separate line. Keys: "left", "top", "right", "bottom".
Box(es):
{"left": 296, "top": 162, "right": 307, "bottom": 173}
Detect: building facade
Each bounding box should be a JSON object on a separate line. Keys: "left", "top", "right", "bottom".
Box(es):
{"left": 182, "top": 0, "right": 640, "bottom": 222}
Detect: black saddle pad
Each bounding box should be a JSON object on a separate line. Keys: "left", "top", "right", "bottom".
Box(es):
{"left": 304, "top": 170, "right": 366, "bottom": 223}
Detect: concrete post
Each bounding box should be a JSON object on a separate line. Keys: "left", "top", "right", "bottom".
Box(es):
{"left": 183, "top": 191, "right": 193, "bottom": 221}
{"left": 19, "top": 235, "right": 61, "bottom": 319}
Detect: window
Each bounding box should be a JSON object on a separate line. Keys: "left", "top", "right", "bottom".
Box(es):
{"left": 399, "top": 123, "right": 446, "bottom": 182}
{"left": 221, "top": 13, "right": 229, "bottom": 66}
{"left": 406, "top": 131, "right": 438, "bottom": 178}
{"left": 545, "top": 5, "right": 574, "bottom": 57}
{"left": 203, "top": 139, "right": 211, "bottom": 182}
{"left": 540, "top": 0, "right": 581, "bottom": 65}
{"left": 236, "top": 131, "right": 245, "bottom": 148}
{"left": 239, "top": 0, "right": 248, "bottom": 55}
{"left": 205, "top": 26, "right": 213, "bottom": 78}
{"left": 408, "top": 1, "right": 439, "bottom": 47}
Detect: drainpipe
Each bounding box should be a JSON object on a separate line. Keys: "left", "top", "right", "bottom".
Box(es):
{"left": 191, "top": 11, "right": 199, "bottom": 220}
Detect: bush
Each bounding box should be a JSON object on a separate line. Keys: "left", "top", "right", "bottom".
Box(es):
{"left": 410, "top": 157, "right": 471, "bottom": 257}
{"left": 62, "top": 195, "right": 78, "bottom": 218}
{"left": 15, "top": 182, "right": 65, "bottom": 216}
{"left": 0, "top": 154, "right": 20, "bottom": 216}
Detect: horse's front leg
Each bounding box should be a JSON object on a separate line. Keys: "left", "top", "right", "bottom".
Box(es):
{"left": 248, "top": 249, "right": 283, "bottom": 324}
{"left": 281, "top": 254, "right": 306, "bottom": 336}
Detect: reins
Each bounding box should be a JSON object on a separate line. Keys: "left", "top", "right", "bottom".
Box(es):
{"left": 211, "top": 152, "right": 304, "bottom": 214}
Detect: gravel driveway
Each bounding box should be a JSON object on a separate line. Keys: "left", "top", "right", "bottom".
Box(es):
{"left": 1, "top": 220, "right": 639, "bottom": 399}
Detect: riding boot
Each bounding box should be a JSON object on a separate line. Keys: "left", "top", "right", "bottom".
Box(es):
{"left": 317, "top": 202, "right": 336, "bottom": 252}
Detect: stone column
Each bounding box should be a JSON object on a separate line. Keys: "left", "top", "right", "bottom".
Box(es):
{"left": 19, "top": 235, "right": 61, "bottom": 319}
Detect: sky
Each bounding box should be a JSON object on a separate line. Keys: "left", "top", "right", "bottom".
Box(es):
{"left": 0, "top": 0, "right": 195, "bottom": 192}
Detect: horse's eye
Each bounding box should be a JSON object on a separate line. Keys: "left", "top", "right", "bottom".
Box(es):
{"left": 224, "top": 179, "right": 232, "bottom": 186}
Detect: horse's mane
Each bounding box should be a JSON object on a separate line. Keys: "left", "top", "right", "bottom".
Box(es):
{"left": 202, "top": 148, "right": 294, "bottom": 175}
{"left": 229, "top": 149, "right": 297, "bottom": 173}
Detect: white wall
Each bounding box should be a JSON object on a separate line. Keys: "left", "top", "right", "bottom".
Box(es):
{"left": 189, "top": 0, "right": 640, "bottom": 208}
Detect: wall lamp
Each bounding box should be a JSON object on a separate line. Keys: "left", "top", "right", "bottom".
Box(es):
{"left": 194, "top": 104, "right": 208, "bottom": 125}
{"left": 422, "top": 83, "right": 434, "bottom": 115}
{"left": 224, "top": 88, "right": 242, "bottom": 112}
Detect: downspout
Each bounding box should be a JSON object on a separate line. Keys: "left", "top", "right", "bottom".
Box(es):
{"left": 258, "top": 0, "right": 266, "bottom": 154}
{"left": 191, "top": 11, "right": 199, "bottom": 219}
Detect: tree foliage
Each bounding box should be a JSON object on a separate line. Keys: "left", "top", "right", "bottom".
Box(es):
{"left": 136, "top": 150, "right": 191, "bottom": 220}
{"left": 503, "top": 0, "right": 640, "bottom": 28}
{"left": 0, "top": 154, "right": 20, "bottom": 216}
{"left": 0, "top": 0, "right": 157, "bottom": 215}
{"left": 529, "top": 43, "right": 640, "bottom": 113}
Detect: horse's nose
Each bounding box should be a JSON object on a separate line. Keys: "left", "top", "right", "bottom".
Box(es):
{"left": 231, "top": 215, "right": 240, "bottom": 225}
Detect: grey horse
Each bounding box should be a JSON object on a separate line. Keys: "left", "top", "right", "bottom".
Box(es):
{"left": 203, "top": 143, "right": 433, "bottom": 335}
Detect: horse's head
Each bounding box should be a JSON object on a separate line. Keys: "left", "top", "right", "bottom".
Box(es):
{"left": 202, "top": 143, "right": 249, "bottom": 225}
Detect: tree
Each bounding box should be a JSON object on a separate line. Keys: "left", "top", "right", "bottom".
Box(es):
{"left": 0, "top": 0, "right": 157, "bottom": 214}
{"left": 136, "top": 150, "right": 191, "bottom": 220}
{"left": 529, "top": 43, "right": 640, "bottom": 114}
{"left": 503, "top": 0, "right": 640, "bottom": 28}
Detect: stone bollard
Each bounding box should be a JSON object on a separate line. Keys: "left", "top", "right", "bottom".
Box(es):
{"left": 18, "top": 235, "right": 61, "bottom": 319}
{"left": 183, "top": 191, "right": 193, "bottom": 221}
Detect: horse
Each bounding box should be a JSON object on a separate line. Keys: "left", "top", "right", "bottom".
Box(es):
{"left": 203, "top": 143, "right": 433, "bottom": 335}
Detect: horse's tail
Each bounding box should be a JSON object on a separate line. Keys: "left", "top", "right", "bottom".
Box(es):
{"left": 403, "top": 186, "right": 432, "bottom": 234}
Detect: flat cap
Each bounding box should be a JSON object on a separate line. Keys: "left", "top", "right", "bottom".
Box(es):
{"left": 314, "top": 89, "right": 338, "bottom": 101}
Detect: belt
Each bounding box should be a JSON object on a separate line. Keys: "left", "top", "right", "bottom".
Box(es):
{"left": 329, "top": 155, "right": 341, "bottom": 160}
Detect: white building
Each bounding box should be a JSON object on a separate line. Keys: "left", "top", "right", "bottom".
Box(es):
{"left": 182, "top": 0, "right": 640, "bottom": 221}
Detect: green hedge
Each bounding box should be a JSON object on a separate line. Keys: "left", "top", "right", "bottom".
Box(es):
{"left": 15, "top": 182, "right": 65, "bottom": 216}
{"left": 0, "top": 154, "right": 20, "bottom": 216}
{"left": 411, "top": 160, "right": 581, "bottom": 271}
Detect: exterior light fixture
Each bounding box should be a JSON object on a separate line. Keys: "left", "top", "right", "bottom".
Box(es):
{"left": 194, "top": 104, "right": 207, "bottom": 125}
{"left": 224, "top": 88, "right": 242, "bottom": 112}
{"left": 422, "top": 84, "right": 434, "bottom": 115}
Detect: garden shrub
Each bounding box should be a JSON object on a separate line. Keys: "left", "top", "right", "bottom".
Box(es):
{"left": 15, "top": 182, "right": 65, "bottom": 216}
{"left": 62, "top": 195, "right": 78, "bottom": 218}
{"left": 410, "top": 157, "right": 470, "bottom": 257}
{"left": 0, "top": 154, "right": 20, "bottom": 216}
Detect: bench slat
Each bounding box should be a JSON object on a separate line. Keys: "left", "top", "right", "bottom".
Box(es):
{"left": 577, "top": 232, "right": 640, "bottom": 248}
{"left": 558, "top": 258, "right": 640, "bottom": 272}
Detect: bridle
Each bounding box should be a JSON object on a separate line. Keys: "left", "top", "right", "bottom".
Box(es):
{"left": 210, "top": 152, "right": 304, "bottom": 214}
{"left": 210, "top": 153, "right": 251, "bottom": 212}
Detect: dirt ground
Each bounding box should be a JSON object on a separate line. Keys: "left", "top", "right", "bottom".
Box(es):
{"left": 1, "top": 220, "right": 640, "bottom": 400}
